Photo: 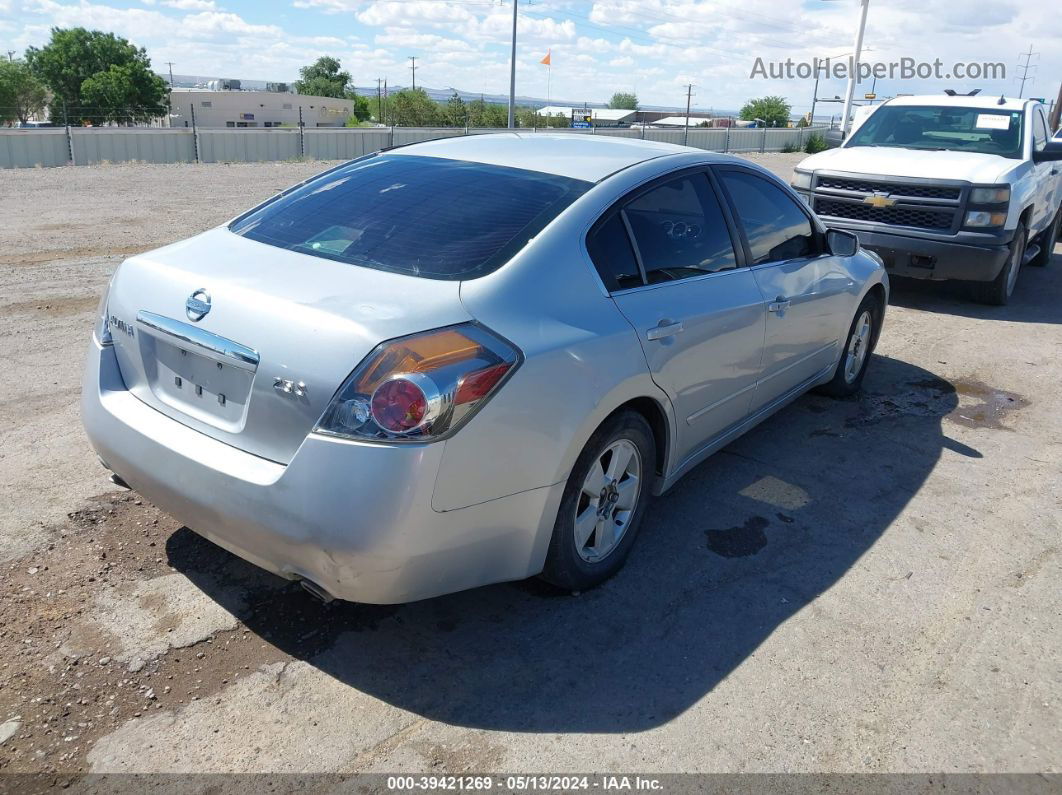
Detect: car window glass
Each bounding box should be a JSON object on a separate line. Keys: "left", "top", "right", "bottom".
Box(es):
{"left": 720, "top": 170, "right": 816, "bottom": 264}
{"left": 230, "top": 154, "right": 590, "bottom": 281}
{"left": 1033, "top": 110, "right": 1048, "bottom": 151}
{"left": 623, "top": 174, "right": 736, "bottom": 283}
{"left": 586, "top": 212, "right": 643, "bottom": 291}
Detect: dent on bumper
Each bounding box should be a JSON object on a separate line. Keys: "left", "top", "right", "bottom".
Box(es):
{"left": 829, "top": 225, "right": 1012, "bottom": 282}
{"left": 81, "top": 340, "right": 563, "bottom": 604}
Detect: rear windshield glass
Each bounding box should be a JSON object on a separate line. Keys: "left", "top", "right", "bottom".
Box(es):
{"left": 846, "top": 105, "right": 1025, "bottom": 159}
{"left": 229, "top": 154, "right": 590, "bottom": 280}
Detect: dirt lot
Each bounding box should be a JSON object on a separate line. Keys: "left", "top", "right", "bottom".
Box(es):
{"left": 0, "top": 154, "right": 1059, "bottom": 779}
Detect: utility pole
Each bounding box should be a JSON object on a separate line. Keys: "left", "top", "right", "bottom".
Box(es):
{"left": 377, "top": 78, "right": 383, "bottom": 122}
{"left": 1016, "top": 45, "right": 1038, "bottom": 99}
{"left": 839, "top": 0, "right": 870, "bottom": 138}
{"left": 1049, "top": 82, "right": 1062, "bottom": 132}
{"left": 6, "top": 51, "right": 15, "bottom": 62}
{"left": 507, "top": 0, "right": 518, "bottom": 129}
{"left": 409, "top": 57, "right": 417, "bottom": 91}
{"left": 165, "top": 62, "right": 175, "bottom": 88}
{"left": 683, "top": 84, "right": 694, "bottom": 146}
{"left": 383, "top": 78, "right": 388, "bottom": 126}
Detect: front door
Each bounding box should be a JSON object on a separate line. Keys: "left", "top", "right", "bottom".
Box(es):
{"left": 716, "top": 167, "right": 853, "bottom": 409}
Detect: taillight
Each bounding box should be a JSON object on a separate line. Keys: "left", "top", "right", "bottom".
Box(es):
{"left": 315, "top": 323, "right": 521, "bottom": 442}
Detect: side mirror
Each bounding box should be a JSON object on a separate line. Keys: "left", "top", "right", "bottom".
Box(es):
{"left": 1033, "top": 141, "right": 1062, "bottom": 163}
{"left": 826, "top": 228, "right": 859, "bottom": 257}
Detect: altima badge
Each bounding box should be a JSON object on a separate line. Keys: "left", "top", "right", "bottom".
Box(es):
{"left": 185, "top": 289, "right": 211, "bottom": 322}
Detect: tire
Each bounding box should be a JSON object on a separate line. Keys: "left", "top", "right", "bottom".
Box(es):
{"left": 815, "top": 292, "right": 882, "bottom": 398}
{"left": 1030, "top": 206, "right": 1061, "bottom": 267}
{"left": 975, "top": 221, "right": 1025, "bottom": 306}
{"left": 540, "top": 411, "right": 655, "bottom": 592}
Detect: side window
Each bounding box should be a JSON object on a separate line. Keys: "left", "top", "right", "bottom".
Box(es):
{"left": 586, "top": 212, "right": 643, "bottom": 291}
{"left": 719, "top": 170, "right": 817, "bottom": 264}
{"left": 1033, "top": 110, "right": 1048, "bottom": 152}
{"left": 623, "top": 173, "right": 737, "bottom": 283}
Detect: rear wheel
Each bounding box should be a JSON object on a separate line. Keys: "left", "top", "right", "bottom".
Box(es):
{"left": 975, "top": 221, "right": 1025, "bottom": 305}
{"left": 815, "top": 292, "right": 882, "bottom": 398}
{"left": 541, "top": 411, "right": 655, "bottom": 592}
{"left": 1030, "top": 206, "right": 1061, "bottom": 267}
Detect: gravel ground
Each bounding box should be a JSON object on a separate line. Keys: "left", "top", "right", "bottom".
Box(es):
{"left": 0, "top": 153, "right": 1059, "bottom": 780}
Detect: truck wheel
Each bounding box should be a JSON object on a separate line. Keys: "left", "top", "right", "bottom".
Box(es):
{"left": 815, "top": 292, "right": 882, "bottom": 398}
{"left": 1030, "top": 206, "right": 1061, "bottom": 267}
{"left": 975, "top": 221, "right": 1025, "bottom": 306}
{"left": 541, "top": 411, "right": 655, "bottom": 592}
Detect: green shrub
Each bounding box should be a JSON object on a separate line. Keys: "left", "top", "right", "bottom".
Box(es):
{"left": 803, "top": 133, "right": 828, "bottom": 154}
{"left": 780, "top": 142, "right": 798, "bottom": 153}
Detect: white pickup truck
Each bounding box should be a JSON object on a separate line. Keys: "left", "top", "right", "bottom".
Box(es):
{"left": 792, "top": 94, "right": 1062, "bottom": 304}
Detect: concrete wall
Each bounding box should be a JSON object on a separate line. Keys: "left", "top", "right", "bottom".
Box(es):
{"left": 0, "top": 126, "right": 831, "bottom": 169}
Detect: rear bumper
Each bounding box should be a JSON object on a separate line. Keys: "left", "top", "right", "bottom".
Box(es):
{"left": 829, "top": 225, "right": 1012, "bottom": 282}
{"left": 81, "top": 339, "right": 562, "bottom": 604}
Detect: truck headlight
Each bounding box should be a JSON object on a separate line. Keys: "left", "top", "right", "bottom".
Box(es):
{"left": 964, "top": 211, "right": 1007, "bottom": 227}
{"left": 791, "top": 169, "right": 813, "bottom": 190}
{"left": 970, "top": 186, "right": 1010, "bottom": 204}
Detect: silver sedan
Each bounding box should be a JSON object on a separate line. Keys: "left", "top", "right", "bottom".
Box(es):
{"left": 82, "top": 134, "right": 888, "bottom": 604}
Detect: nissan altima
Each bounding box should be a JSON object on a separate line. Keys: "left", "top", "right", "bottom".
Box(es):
{"left": 82, "top": 133, "right": 888, "bottom": 604}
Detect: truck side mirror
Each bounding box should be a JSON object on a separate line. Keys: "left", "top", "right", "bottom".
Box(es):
{"left": 826, "top": 228, "right": 859, "bottom": 258}
{"left": 1033, "top": 141, "right": 1062, "bottom": 163}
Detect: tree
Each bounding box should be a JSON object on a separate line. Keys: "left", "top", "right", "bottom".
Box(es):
{"left": 609, "top": 92, "right": 638, "bottom": 110}
{"left": 466, "top": 97, "right": 506, "bottom": 128}
{"left": 445, "top": 91, "right": 467, "bottom": 127}
{"left": 81, "top": 63, "right": 168, "bottom": 124}
{"left": 26, "top": 27, "right": 168, "bottom": 124}
{"left": 0, "top": 60, "right": 49, "bottom": 125}
{"left": 390, "top": 88, "right": 441, "bottom": 126}
{"left": 739, "top": 95, "right": 792, "bottom": 128}
{"left": 294, "top": 56, "right": 353, "bottom": 99}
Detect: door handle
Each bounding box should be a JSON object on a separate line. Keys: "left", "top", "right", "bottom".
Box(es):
{"left": 768, "top": 297, "right": 791, "bottom": 313}
{"left": 646, "top": 321, "right": 684, "bottom": 341}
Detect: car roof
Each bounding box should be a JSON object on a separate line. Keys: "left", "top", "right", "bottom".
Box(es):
{"left": 390, "top": 132, "right": 703, "bottom": 182}
{"left": 886, "top": 94, "right": 1032, "bottom": 112}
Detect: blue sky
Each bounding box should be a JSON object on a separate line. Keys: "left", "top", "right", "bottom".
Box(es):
{"left": 2, "top": 0, "right": 1058, "bottom": 113}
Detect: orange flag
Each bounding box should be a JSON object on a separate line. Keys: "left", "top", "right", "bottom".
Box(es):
{"left": 540, "top": 49, "right": 551, "bottom": 66}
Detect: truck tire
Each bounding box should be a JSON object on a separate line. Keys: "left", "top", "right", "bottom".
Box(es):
{"left": 975, "top": 221, "right": 1025, "bottom": 306}
{"left": 1030, "top": 206, "right": 1061, "bottom": 267}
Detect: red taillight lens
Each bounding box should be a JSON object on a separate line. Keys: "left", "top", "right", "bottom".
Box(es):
{"left": 371, "top": 377, "right": 429, "bottom": 433}
{"left": 315, "top": 323, "right": 521, "bottom": 442}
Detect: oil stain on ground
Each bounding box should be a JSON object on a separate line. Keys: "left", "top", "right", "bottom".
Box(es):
{"left": 705, "top": 516, "right": 770, "bottom": 558}
{"left": 846, "top": 376, "right": 1027, "bottom": 431}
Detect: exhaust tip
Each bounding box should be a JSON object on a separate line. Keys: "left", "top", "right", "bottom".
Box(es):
{"left": 298, "top": 578, "right": 335, "bottom": 604}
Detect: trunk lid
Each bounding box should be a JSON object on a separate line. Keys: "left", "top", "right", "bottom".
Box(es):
{"left": 106, "top": 228, "right": 471, "bottom": 463}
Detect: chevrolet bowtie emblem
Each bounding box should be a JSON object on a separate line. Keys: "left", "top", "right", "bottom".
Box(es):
{"left": 863, "top": 192, "right": 897, "bottom": 208}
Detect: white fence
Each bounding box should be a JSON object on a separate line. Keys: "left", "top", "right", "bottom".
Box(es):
{"left": 0, "top": 125, "right": 831, "bottom": 169}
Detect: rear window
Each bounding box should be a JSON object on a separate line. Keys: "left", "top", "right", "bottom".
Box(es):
{"left": 229, "top": 154, "right": 590, "bottom": 280}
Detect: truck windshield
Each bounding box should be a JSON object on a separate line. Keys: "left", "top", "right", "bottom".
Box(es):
{"left": 846, "top": 105, "right": 1024, "bottom": 159}
{"left": 229, "top": 154, "right": 590, "bottom": 280}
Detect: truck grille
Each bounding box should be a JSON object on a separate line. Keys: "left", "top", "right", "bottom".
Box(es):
{"left": 815, "top": 198, "right": 955, "bottom": 231}
{"left": 816, "top": 177, "right": 961, "bottom": 201}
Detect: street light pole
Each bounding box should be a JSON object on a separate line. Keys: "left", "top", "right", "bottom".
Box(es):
{"left": 839, "top": 0, "right": 870, "bottom": 138}
{"left": 507, "top": 0, "right": 518, "bottom": 129}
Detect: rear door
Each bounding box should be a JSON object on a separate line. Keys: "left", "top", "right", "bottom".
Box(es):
{"left": 715, "top": 166, "right": 853, "bottom": 409}
{"left": 588, "top": 169, "right": 766, "bottom": 465}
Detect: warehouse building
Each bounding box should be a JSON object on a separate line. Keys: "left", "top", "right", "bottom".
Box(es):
{"left": 168, "top": 89, "right": 355, "bottom": 129}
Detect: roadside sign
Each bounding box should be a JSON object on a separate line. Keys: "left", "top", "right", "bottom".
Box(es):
{"left": 571, "top": 121, "right": 591, "bottom": 128}
{"left": 864, "top": 93, "right": 876, "bottom": 99}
